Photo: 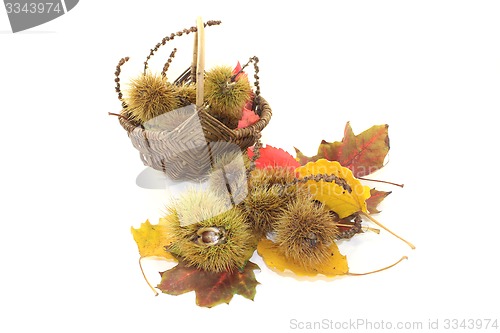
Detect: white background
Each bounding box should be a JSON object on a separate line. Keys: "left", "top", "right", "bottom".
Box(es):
{"left": 1, "top": 1, "right": 499, "bottom": 332}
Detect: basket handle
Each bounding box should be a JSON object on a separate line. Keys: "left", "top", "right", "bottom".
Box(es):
{"left": 194, "top": 17, "right": 205, "bottom": 108}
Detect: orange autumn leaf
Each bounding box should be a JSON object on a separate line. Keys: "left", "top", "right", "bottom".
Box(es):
{"left": 366, "top": 188, "right": 391, "bottom": 214}
{"left": 131, "top": 218, "right": 175, "bottom": 260}
{"left": 295, "top": 159, "right": 371, "bottom": 218}
{"left": 257, "top": 239, "right": 348, "bottom": 277}
{"left": 158, "top": 261, "right": 260, "bottom": 308}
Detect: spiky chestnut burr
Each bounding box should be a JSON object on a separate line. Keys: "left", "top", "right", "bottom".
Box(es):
{"left": 164, "top": 190, "right": 257, "bottom": 272}
{"left": 204, "top": 66, "right": 252, "bottom": 129}
{"left": 273, "top": 192, "right": 339, "bottom": 271}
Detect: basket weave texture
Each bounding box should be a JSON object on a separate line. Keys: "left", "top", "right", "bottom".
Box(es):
{"left": 119, "top": 96, "right": 271, "bottom": 180}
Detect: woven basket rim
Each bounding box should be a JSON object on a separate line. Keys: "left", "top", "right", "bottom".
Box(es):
{"left": 118, "top": 95, "right": 271, "bottom": 139}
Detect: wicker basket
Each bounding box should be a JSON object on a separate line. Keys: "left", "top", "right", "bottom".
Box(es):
{"left": 116, "top": 18, "right": 272, "bottom": 181}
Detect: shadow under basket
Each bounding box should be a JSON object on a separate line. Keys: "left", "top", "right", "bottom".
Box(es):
{"left": 118, "top": 96, "right": 272, "bottom": 181}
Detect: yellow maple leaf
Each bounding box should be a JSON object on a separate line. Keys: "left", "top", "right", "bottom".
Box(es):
{"left": 257, "top": 239, "right": 348, "bottom": 277}
{"left": 295, "top": 159, "right": 371, "bottom": 218}
{"left": 131, "top": 218, "right": 175, "bottom": 260}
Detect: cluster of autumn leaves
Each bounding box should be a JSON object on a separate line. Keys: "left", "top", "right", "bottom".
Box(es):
{"left": 115, "top": 19, "right": 412, "bottom": 308}
{"left": 131, "top": 122, "right": 413, "bottom": 307}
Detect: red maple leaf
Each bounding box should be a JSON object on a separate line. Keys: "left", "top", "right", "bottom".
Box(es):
{"left": 232, "top": 61, "right": 247, "bottom": 81}
{"left": 248, "top": 145, "right": 300, "bottom": 170}
{"left": 237, "top": 106, "right": 260, "bottom": 129}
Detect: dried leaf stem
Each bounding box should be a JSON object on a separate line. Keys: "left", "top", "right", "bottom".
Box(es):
{"left": 139, "top": 257, "right": 159, "bottom": 296}
{"left": 358, "top": 177, "right": 404, "bottom": 188}
{"left": 360, "top": 211, "right": 415, "bottom": 249}
{"left": 335, "top": 223, "right": 380, "bottom": 234}
{"left": 108, "top": 112, "right": 128, "bottom": 120}
{"left": 348, "top": 256, "right": 408, "bottom": 276}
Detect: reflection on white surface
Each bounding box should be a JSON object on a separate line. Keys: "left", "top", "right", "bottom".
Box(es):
{"left": 136, "top": 148, "right": 249, "bottom": 226}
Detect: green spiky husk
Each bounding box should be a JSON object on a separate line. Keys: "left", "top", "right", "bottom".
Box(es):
{"left": 164, "top": 191, "right": 257, "bottom": 272}
{"left": 249, "top": 167, "right": 297, "bottom": 188}
{"left": 123, "top": 73, "right": 180, "bottom": 124}
{"left": 242, "top": 167, "right": 300, "bottom": 238}
{"left": 175, "top": 84, "right": 197, "bottom": 107}
{"left": 273, "top": 192, "right": 339, "bottom": 271}
{"left": 241, "top": 185, "right": 289, "bottom": 238}
{"left": 204, "top": 66, "right": 252, "bottom": 128}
